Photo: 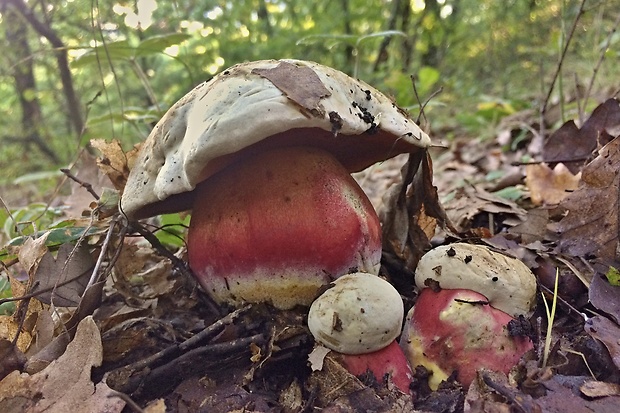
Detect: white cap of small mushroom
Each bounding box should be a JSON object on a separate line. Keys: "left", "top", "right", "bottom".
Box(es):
{"left": 414, "top": 243, "right": 537, "bottom": 316}
{"left": 308, "top": 272, "right": 404, "bottom": 355}
{"left": 120, "top": 59, "right": 431, "bottom": 220}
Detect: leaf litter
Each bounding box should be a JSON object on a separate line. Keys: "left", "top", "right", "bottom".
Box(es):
{"left": 1, "top": 98, "right": 620, "bottom": 412}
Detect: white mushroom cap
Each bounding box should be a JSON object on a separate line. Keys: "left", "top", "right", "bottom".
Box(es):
{"left": 308, "top": 272, "right": 404, "bottom": 355}
{"left": 121, "top": 59, "right": 430, "bottom": 219}
{"left": 414, "top": 243, "right": 537, "bottom": 316}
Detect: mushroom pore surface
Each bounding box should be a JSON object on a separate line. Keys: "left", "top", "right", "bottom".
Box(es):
{"left": 187, "top": 147, "right": 382, "bottom": 309}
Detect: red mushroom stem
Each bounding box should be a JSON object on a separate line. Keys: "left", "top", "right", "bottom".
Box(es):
{"left": 187, "top": 146, "right": 382, "bottom": 309}
{"left": 401, "top": 288, "right": 533, "bottom": 389}
{"left": 339, "top": 341, "right": 414, "bottom": 394}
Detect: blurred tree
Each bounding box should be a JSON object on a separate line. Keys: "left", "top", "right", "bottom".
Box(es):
{"left": 0, "top": 0, "right": 616, "bottom": 181}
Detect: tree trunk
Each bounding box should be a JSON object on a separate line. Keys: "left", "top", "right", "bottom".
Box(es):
{"left": 1, "top": 2, "right": 60, "bottom": 164}
{"left": 6, "top": 0, "right": 85, "bottom": 141}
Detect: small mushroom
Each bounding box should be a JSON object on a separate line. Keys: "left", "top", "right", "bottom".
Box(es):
{"left": 401, "top": 243, "right": 537, "bottom": 389}
{"left": 401, "top": 288, "right": 533, "bottom": 389}
{"left": 120, "top": 59, "right": 430, "bottom": 309}
{"left": 308, "top": 273, "right": 413, "bottom": 393}
{"left": 414, "top": 243, "right": 537, "bottom": 316}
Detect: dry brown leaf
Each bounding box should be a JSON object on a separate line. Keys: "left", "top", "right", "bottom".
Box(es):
{"left": 584, "top": 316, "right": 620, "bottom": 371}
{"left": 589, "top": 273, "right": 620, "bottom": 325}
{"left": 580, "top": 380, "right": 620, "bottom": 398}
{"left": 62, "top": 152, "right": 114, "bottom": 218}
{"left": 381, "top": 152, "right": 448, "bottom": 270}
{"left": 544, "top": 98, "right": 620, "bottom": 173}
{"left": 251, "top": 61, "right": 331, "bottom": 117}
{"left": 556, "top": 137, "right": 620, "bottom": 262}
{"left": 0, "top": 339, "right": 26, "bottom": 381}
{"left": 444, "top": 184, "right": 526, "bottom": 232}
{"left": 0, "top": 316, "right": 125, "bottom": 413}
{"left": 91, "top": 138, "right": 133, "bottom": 191}
{"left": 31, "top": 243, "right": 94, "bottom": 307}
{"left": 17, "top": 235, "right": 50, "bottom": 278}
{"left": 525, "top": 163, "right": 580, "bottom": 205}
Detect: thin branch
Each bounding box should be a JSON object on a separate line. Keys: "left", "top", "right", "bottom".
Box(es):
{"left": 583, "top": 11, "right": 620, "bottom": 111}
{"left": 541, "top": 0, "right": 588, "bottom": 119}
{"left": 60, "top": 168, "right": 100, "bottom": 200}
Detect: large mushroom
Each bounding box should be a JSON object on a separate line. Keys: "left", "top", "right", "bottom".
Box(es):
{"left": 401, "top": 243, "right": 536, "bottom": 389}
{"left": 120, "top": 59, "right": 430, "bottom": 309}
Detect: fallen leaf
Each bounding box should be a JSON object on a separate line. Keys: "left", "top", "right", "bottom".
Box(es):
{"left": 16, "top": 235, "right": 50, "bottom": 279}
{"left": 580, "top": 380, "right": 620, "bottom": 398}
{"left": 444, "top": 184, "right": 526, "bottom": 233}
{"left": 251, "top": 61, "right": 331, "bottom": 117}
{"left": 31, "top": 243, "right": 94, "bottom": 307}
{"left": 535, "top": 375, "right": 620, "bottom": 413}
{"left": 543, "top": 98, "right": 620, "bottom": 173}
{"left": 62, "top": 152, "right": 114, "bottom": 218}
{"left": 507, "top": 208, "right": 550, "bottom": 245}
{"left": 0, "top": 339, "right": 26, "bottom": 381}
{"left": 0, "top": 316, "right": 125, "bottom": 413}
{"left": 589, "top": 273, "right": 620, "bottom": 324}
{"left": 556, "top": 137, "right": 620, "bottom": 262}
{"left": 584, "top": 315, "right": 620, "bottom": 371}
{"left": 525, "top": 163, "right": 580, "bottom": 205}
{"left": 381, "top": 152, "right": 448, "bottom": 270}
{"left": 308, "top": 345, "right": 331, "bottom": 371}
{"left": 91, "top": 138, "right": 134, "bottom": 191}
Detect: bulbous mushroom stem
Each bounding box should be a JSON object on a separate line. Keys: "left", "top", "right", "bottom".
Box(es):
{"left": 338, "top": 341, "right": 414, "bottom": 394}
{"left": 400, "top": 288, "right": 533, "bottom": 390}
{"left": 187, "top": 147, "right": 382, "bottom": 309}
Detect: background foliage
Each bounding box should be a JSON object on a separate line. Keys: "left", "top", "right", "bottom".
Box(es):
{"left": 0, "top": 0, "right": 618, "bottom": 190}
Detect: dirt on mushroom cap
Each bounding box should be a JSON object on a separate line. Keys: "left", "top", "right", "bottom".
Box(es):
{"left": 120, "top": 59, "right": 430, "bottom": 220}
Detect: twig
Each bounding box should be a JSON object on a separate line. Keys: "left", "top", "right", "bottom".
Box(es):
{"left": 119, "top": 305, "right": 252, "bottom": 373}
{"left": 85, "top": 217, "right": 118, "bottom": 290}
{"left": 127, "top": 220, "right": 222, "bottom": 315}
{"left": 60, "top": 168, "right": 100, "bottom": 200}
{"left": 541, "top": 0, "right": 588, "bottom": 119}
{"left": 481, "top": 372, "right": 542, "bottom": 413}
{"left": 0, "top": 266, "right": 92, "bottom": 306}
{"left": 583, "top": 11, "right": 620, "bottom": 112}
{"left": 107, "top": 390, "right": 144, "bottom": 413}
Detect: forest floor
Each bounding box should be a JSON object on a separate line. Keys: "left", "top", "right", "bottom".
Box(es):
{"left": 1, "top": 98, "right": 620, "bottom": 413}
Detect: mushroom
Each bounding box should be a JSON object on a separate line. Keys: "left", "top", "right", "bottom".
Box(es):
{"left": 414, "top": 243, "right": 537, "bottom": 316}
{"left": 308, "top": 272, "right": 413, "bottom": 394}
{"left": 400, "top": 243, "right": 536, "bottom": 389}
{"left": 120, "top": 59, "right": 430, "bottom": 309}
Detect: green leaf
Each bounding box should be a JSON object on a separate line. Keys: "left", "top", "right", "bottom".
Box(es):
{"left": 605, "top": 267, "right": 620, "bottom": 286}
{"left": 135, "top": 33, "right": 192, "bottom": 57}
{"left": 417, "top": 66, "right": 440, "bottom": 97}
{"left": 155, "top": 213, "right": 190, "bottom": 248}
{"left": 71, "top": 40, "right": 134, "bottom": 69}
{"left": 493, "top": 186, "right": 524, "bottom": 201}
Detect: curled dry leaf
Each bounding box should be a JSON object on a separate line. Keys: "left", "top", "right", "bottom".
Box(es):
{"left": 584, "top": 315, "right": 620, "bottom": 371}
{"left": 381, "top": 152, "right": 449, "bottom": 270}
{"left": 0, "top": 316, "right": 125, "bottom": 413}
{"left": 91, "top": 138, "right": 138, "bottom": 191}
{"left": 543, "top": 98, "right": 620, "bottom": 173}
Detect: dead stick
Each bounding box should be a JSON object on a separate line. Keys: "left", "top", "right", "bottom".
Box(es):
{"left": 60, "top": 168, "right": 100, "bottom": 200}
